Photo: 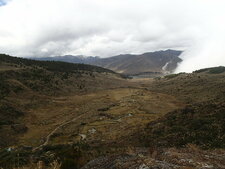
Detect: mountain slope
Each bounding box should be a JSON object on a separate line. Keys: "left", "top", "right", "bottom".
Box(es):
{"left": 32, "top": 50, "right": 182, "bottom": 75}
{"left": 137, "top": 67, "right": 225, "bottom": 149}
{"left": 81, "top": 67, "right": 225, "bottom": 169}
{"left": 92, "top": 50, "right": 182, "bottom": 74}
{"left": 32, "top": 55, "right": 99, "bottom": 64}
{"left": 0, "top": 54, "right": 128, "bottom": 148}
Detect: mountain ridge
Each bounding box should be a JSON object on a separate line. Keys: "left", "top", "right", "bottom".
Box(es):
{"left": 31, "top": 49, "right": 182, "bottom": 75}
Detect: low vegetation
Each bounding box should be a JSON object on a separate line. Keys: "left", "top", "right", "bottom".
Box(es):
{"left": 141, "top": 102, "right": 225, "bottom": 149}
{"left": 164, "top": 72, "right": 185, "bottom": 79}
{"left": 0, "top": 54, "right": 115, "bottom": 73}
{"left": 0, "top": 54, "right": 225, "bottom": 168}
{"left": 0, "top": 142, "right": 91, "bottom": 169}
{"left": 194, "top": 66, "right": 225, "bottom": 74}
{"left": 0, "top": 54, "right": 123, "bottom": 97}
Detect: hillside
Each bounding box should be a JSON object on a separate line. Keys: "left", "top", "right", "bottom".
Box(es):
{"left": 92, "top": 50, "right": 182, "bottom": 74}
{"left": 0, "top": 55, "right": 224, "bottom": 169}
{"left": 32, "top": 50, "right": 182, "bottom": 75}
{"left": 0, "top": 54, "right": 130, "bottom": 148}
{"left": 136, "top": 67, "right": 225, "bottom": 149}
{"left": 141, "top": 102, "right": 225, "bottom": 149}
{"left": 148, "top": 66, "right": 225, "bottom": 104}
{"left": 82, "top": 67, "right": 225, "bottom": 169}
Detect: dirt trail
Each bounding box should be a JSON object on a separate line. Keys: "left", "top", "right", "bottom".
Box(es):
{"left": 33, "top": 113, "right": 85, "bottom": 151}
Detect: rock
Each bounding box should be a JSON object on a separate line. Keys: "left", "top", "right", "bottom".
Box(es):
{"left": 128, "top": 113, "right": 133, "bottom": 117}
{"left": 139, "top": 164, "right": 150, "bottom": 169}
{"left": 79, "top": 134, "right": 87, "bottom": 140}
{"left": 89, "top": 128, "right": 96, "bottom": 134}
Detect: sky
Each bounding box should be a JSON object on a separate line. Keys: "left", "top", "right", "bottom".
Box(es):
{"left": 0, "top": 0, "right": 225, "bottom": 72}
{"left": 0, "top": 0, "right": 7, "bottom": 6}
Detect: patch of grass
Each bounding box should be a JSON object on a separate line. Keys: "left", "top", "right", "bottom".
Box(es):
{"left": 194, "top": 66, "right": 225, "bottom": 74}
{"left": 0, "top": 103, "right": 24, "bottom": 125}
{"left": 208, "top": 66, "right": 225, "bottom": 74}
{"left": 164, "top": 73, "right": 185, "bottom": 79}
{"left": 141, "top": 102, "right": 225, "bottom": 149}
{"left": 0, "top": 76, "right": 9, "bottom": 100}
{"left": 0, "top": 148, "right": 30, "bottom": 169}
{"left": 0, "top": 142, "right": 91, "bottom": 169}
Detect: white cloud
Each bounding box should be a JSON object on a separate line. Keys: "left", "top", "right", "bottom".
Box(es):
{"left": 0, "top": 0, "right": 225, "bottom": 71}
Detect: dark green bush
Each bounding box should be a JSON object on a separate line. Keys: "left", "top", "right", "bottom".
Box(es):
{"left": 61, "top": 159, "right": 78, "bottom": 169}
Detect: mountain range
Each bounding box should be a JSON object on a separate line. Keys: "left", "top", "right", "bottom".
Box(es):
{"left": 31, "top": 49, "right": 182, "bottom": 75}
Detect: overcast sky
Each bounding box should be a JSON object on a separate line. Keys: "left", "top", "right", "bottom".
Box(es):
{"left": 0, "top": 0, "right": 225, "bottom": 72}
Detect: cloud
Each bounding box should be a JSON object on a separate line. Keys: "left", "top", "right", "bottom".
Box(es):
{"left": 0, "top": 0, "right": 225, "bottom": 71}
{"left": 175, "top": 0, "right": 225, "bottom": 72}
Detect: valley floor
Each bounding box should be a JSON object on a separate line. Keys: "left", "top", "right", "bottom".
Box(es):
{"left": 1, "top": 76, "right": 225, "bottom": 169}
{"left": 19, "top": 83, "right": 184, "bottom": 148}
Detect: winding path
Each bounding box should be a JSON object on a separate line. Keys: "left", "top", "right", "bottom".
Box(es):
{"left": 33, "top": 113, "right": 85, "bottom": 151}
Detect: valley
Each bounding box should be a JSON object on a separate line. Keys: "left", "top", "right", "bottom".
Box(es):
{"left": 1, "top": 0, "right": 225, "bottom": 168}
{"left": 0, "top": 55, "right": 225, "bottom": 169}
{"left": 22, "top": 87, "right": 184, "bottom": 148}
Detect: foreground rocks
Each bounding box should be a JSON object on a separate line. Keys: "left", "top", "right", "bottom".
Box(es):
{"left": 81, "top": 146, "right": 225, "bottom": 169}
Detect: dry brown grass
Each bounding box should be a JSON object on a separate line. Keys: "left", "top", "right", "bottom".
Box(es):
{"left": 2, "top": 81, "right": 184, "bottom": 149}
{"left": 38, "top": 87, "right": 184, "bottom": 147}
{"left": 6, "top": 160, "right": 61, "bottom": 169}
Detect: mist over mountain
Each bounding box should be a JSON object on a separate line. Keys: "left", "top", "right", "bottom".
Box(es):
{"left": 32, "top": 50, "right": 182, "bottom": 75}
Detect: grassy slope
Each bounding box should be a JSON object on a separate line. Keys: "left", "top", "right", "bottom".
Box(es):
{"left": 0, "top": 54, "right": 127, "bottom": 148}
{"left": 139, "top": 67, "right": 225, "bottom": 149}
{"left": 150, "top": 67, "right": 225, "bottom": 104}
{"left": 141, "top": 102, "right": 225, "bottom": 148}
